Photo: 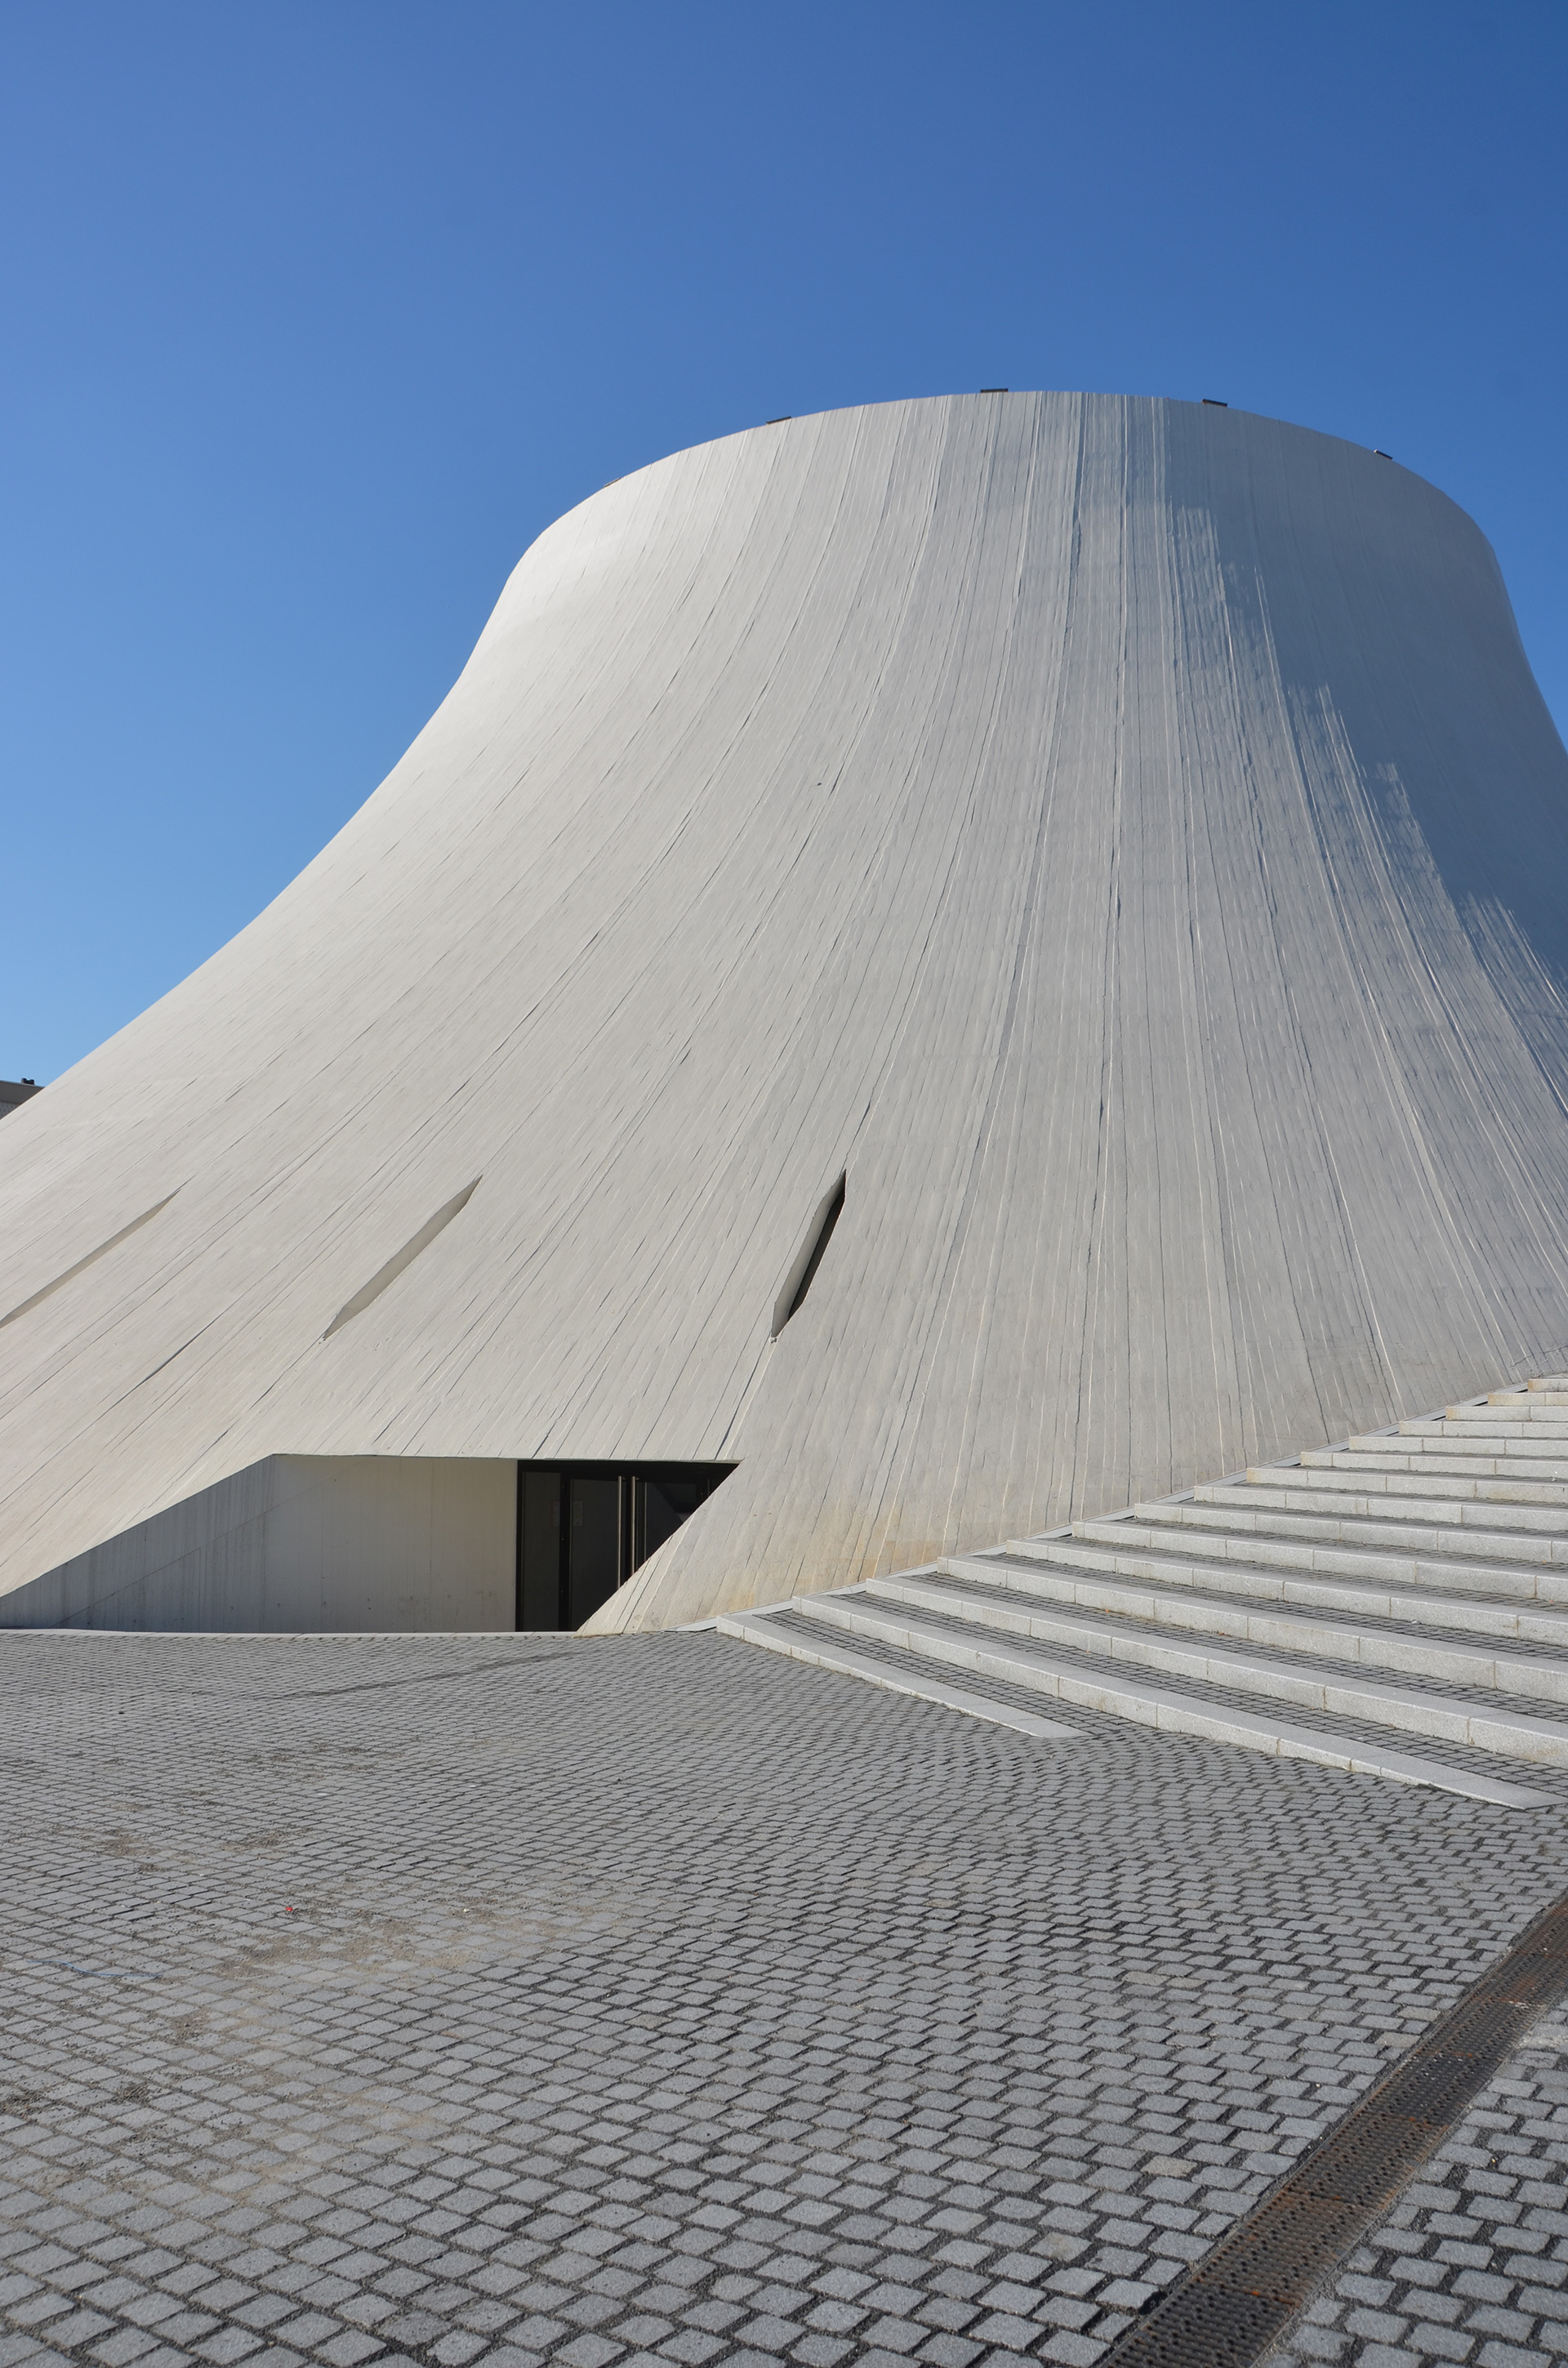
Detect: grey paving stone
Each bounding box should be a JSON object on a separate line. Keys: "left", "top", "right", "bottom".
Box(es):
{"left": 1263, "top": 2023, "right": 1568, "bottom": 2368}
{"left": 737, "top": 2317, "right": 805, "bottom": 2350}
{"left": 37, "top": 2312, "right": 114, "bottom": 2348}
{"left": 1406, "top": 2328, "right": 1472, "bottom": 2363}
{"left": 86, "top": 2334, "right": 159, "bottom": 2368}
{"left": 915, "top": 2337, "right": 983, "bottom": 2368}
{"left": 432, "top": 2337, "right": 492, "bottom": 2368}
{"left": 4, "top": 1630, "right": 1568, "bottom": 2368}
{"left": 2, "top": 2304, "right": 69, "bottom": 2335}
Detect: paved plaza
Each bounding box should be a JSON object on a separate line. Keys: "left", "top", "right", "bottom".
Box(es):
{"left": 1262, "top": 2017, "right": 1568, "bottom": 2366}
{"left": 2, "top": 1631, "right": 1567, "bottom": 2368}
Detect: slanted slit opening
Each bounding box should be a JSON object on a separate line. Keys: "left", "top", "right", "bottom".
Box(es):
{"left": 324, "top": 1178, "right": 480, "bottom": 1340}
{"left": 772, "top": 1172, "right": 845, "bottom": 1338}
{"left": 1, "top": 1193, "right": 179, "bottom": 1331}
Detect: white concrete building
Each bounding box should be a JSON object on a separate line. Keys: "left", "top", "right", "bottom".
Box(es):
{"left": 5, "top": 391, "right": 1568, "bottom": 1634}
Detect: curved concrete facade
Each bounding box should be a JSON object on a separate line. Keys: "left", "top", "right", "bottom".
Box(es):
{"left": 5, "top": 391, "right": 1568, "bottom": 1630}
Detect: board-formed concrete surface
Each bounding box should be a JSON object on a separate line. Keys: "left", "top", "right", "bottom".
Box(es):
{"left": 2, "top": 1630, "right": 1567, "bottom": 2368}
{"left": 7, "top": 391, "right": 1568, "bottom": 1631}
{"left": 2, "top": 1458, "right": 518, "bottom": 1634}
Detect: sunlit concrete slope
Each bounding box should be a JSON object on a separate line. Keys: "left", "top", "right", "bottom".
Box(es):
{"left": 5, "top": 391, "right": 1568, "bottom": 1631}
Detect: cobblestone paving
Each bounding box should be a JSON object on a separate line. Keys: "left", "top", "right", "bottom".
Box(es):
{"left": 2, "top": 1630, "right": 1567, "bottom": 2368}
{"left": 1263, "top": 2014, "right": 1568, "bottom": 2368}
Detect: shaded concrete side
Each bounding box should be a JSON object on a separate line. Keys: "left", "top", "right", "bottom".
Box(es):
{"left": 0, "top": 1455, "right": 516, "bottom": 1630}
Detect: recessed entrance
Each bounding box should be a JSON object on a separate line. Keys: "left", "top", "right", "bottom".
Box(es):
{"left": 515, "top": 1464, "right": 733, "bottom": 1630}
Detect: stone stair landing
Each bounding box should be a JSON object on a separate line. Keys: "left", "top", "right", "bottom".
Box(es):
{"left": 718, "top": 1380, "right": 1568, "bottom": 1806}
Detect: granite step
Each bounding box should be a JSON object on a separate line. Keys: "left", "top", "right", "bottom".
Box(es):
{"left": 898, "top": 1565, "right": 1568, "bottom": 1703}
{"left": 1179, "top": 1487, "right": 1568, "bottom": 1540}
{"left": 1331, "top": 1439, "right": 1568, "bottom": 1472}
{"left": 942, "top": 1550, "right": 1568, "bottom": 1655}
{"left": 744, "top": 1593, "right": 1556, "bottom": 1807}
{"left": 1058, "top": 1517, "right": 1568, "bottom": 1590}
{"left": 1288, "top": 1457, "right": 1568, "bottom": 1501}
{"left": 718, "top": 1372, "right": 1568, "bottom": 1802}
{"left": 861, "top": 1570, "right": 1568, "bottom": 1741}
{"left": 714, "top": 1607, "right": 1080, "bottom": 1741}
{"left": 1009, "top": 1531, "right": 1568, "bottom": 1615}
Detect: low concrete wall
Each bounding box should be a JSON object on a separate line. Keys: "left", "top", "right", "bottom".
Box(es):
{"left": 0, "top": 1455, "right": 516, "bottom": 1630}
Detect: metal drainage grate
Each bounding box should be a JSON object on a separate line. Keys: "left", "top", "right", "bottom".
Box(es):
{"left": 1100, "top": 1890, "right": 1568, "bottom": 2367}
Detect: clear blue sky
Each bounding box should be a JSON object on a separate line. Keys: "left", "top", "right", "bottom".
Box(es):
{"left": 3, "top": 1, "right": 1565, "bottom": 1082}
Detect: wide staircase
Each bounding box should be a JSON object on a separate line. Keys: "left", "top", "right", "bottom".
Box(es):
{"left": 718, "top": 1379, "right": 1568, "bottom": 1808}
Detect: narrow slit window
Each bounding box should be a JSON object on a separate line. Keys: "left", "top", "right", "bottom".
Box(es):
{"left": 1, "top": 1193, "right": 178, "bottom": 1331}
{"left": 772, "top": 1172, "right": 845, "bottom": 1338}
{"left": 323, "top": 1178, "right": 479, "bottom": 1340}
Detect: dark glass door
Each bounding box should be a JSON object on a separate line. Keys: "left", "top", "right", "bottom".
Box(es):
{"left": 515, "top": 1463, "right": 730, "bottom": 1630}
{"left": 518, "top": 1470, "right": 563, "bottom": 1630}
{"left": 567, "top": 1474, "right": 623, "bottom": 1628}
{"left": 636, "top": 1473, "right": 711, "bottom": 1565}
